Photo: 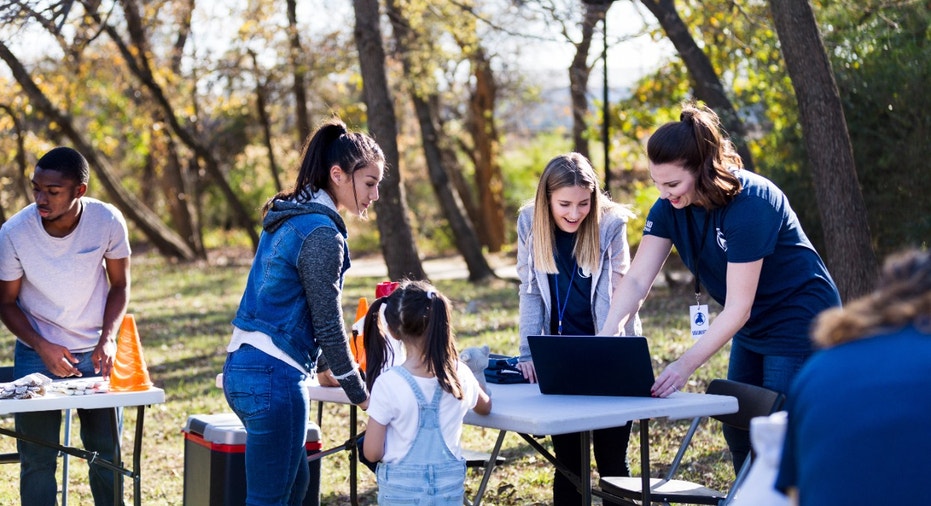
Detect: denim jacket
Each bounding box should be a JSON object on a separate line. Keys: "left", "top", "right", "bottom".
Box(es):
{"left": 232, "top": 198, "right": 350, "bottom": 374}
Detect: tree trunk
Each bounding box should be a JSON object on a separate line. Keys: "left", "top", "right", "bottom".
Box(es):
{"left": 449, "top": 23, "right": 498, "bottom": 252}
{"left": 164, "top": 0, "right": 205, "bottom": 257}
{"left": 0, "top": 41, "right": 197, "bottom": 260}
{"left": 570, "top": 3, "right": 606, "bottom": 160}
{"left": 104, "top": 0, "right": 260, "bottom": 248}
{"left": 640, "top": 0, "right": 755, "bottom": 172}
{"left": 287, "top": 0, "right": 311, "bottom": 145}
{"left": 769, "top": 0, "right": 878, "bottom": 300}
{"left": 250, "top": 51, "right": 282, "bottom": 192}
{"left": 467, "top": 45, "right": 506, "bottom": 253}
{"left": 352, "top": 0, "right": 427, "bottom": 281}
{"left": 0, "top": 103, "right": 31, "bottom": 223}
{"left": 157, "top": 127, "right": 205, "bottom": 257}
{"left": 385, "top": 0, "right": 495, "bottom": 282}
{"left": 169, "top": 0, "right": 194, "bottom": 73}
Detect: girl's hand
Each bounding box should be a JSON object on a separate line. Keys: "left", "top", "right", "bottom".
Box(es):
{"left": 516, "top": 360, "right": 537, "bottom": 383}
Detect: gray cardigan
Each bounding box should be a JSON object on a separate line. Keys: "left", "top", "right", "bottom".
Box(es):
{"left": 516, "top": 205, "right": 642, "bottom": 362}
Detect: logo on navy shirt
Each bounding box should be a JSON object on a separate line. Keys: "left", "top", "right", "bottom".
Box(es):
{"left": 716, "top": 228, "right": 727, "bottom": 252}
{"left": 644, "top": 220, "right": 653, "bottom": 233}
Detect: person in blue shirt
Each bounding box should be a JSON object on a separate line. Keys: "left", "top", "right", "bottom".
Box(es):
{"left": 600, "top": 104, "right": 840, "bottom": 472}
{"left": 776, "top": 248, "right": 931, "bottom": 506}
{"left": 223, "top": 119, "right": 384, "bottom": 506}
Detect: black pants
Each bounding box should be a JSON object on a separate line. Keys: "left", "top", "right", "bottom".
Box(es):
{"left": 722, "top": 424, "right": 751, "bottom": 474}
{"left": 551, "top": 421, "right": 632, "bottom": 506}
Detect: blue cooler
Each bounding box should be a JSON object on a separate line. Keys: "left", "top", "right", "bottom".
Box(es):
{"left": 183, "top": 413, "right": 321, "bottom": 506}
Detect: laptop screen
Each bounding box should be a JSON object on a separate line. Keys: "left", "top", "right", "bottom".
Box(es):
{"left": 528, "top": 335, "right": 655, "bottom": 397}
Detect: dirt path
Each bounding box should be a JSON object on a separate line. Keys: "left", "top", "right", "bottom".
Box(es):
{"left": 348, "top": 253, "right": 518, "bottom": 281}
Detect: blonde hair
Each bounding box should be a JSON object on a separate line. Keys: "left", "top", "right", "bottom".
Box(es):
{"left": 813, "top": 248, "right": 931, "bottom": 347}
{"left": 526, "top": 153, "right": 631, "bottom": 274}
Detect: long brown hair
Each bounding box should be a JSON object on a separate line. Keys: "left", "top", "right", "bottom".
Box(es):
{"left": 647, "top": 103, "right": 743, "bottom": 209}
{"left": 363, "top": 280, "right": 463, "bottom": 399}
{"left": 814, "top": 248, "right": 931, "bottom": 347}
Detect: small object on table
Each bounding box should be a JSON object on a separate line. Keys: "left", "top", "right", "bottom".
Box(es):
{"left": 47, "top": 378, "right": 110, "bottom": 396}
{"left": 0, "top": 373, "right": 52, "bottom": 399}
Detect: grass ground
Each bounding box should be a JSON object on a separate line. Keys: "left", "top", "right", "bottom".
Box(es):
{"left": 0, "top": 249, "right": 733, "bottom": 505}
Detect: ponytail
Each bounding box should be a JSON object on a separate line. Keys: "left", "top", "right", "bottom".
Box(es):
{"left": 363, "top": 297, "right": 393, "bottom": 392}
{"left": 423, "top": 292, "right": 463, "bottom": 400}
{"left": 648, "top": 103, "right": 742, "bottom": 209}
{"left": 263, "top": 119, "right": 384, "bottom": 215}
{"left": 373, "top": 280, "right": 463, "bottom": 399}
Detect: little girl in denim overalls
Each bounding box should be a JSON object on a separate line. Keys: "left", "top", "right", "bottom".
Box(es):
{"left": 362, "top": 280, "right": 492, "bottom": 505}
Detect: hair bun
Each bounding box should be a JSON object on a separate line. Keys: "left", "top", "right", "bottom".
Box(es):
{"left": 680, "top": 108, "right": 696, "bottom": 124}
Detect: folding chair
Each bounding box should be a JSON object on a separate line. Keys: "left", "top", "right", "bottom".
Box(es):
{"left": 600, "top": 379, "right": 786, "bottom": 506}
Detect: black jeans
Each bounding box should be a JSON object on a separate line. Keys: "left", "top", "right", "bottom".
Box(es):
{"left": 551, "top": 421, "right": 632, "bottom": 506}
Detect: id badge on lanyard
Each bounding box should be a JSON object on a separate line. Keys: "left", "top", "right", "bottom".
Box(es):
{"left": 690, "top": 294, "right": 709, "bottom": 339}
{"left": 687, "top": 207, "right": 711, "bottom": 339}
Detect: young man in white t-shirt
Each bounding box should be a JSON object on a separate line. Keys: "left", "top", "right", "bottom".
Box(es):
{"left": 0, "top": 146, "right": 131, "bottom": 506}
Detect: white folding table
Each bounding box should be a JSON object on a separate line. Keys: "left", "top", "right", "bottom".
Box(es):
{"left": 0, "top": 383, "right": 166, "bottom": 506}
{"left": 306, "top": 381, "right": 737, "bottom": 505}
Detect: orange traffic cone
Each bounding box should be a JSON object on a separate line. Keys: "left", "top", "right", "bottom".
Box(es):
{"left": 350, "top": 298, "right": 368, "bottom": 373}
{"left": 109, "top": 314, "right": 153, "bottom": 392}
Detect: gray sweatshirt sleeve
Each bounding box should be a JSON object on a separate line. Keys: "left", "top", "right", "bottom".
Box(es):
{"left": 298, "top": 228, "right": 367, "bottom": 404}
{"left": 516, "top": 207, "right": 546, "bottom": 362}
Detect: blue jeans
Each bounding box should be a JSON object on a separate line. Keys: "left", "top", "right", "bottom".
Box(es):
{"left": 223, "top": 344, "right": 310, "bottom": 506}
{"left": 13, "top": 341, "right": 123, "bottom": 506}
{"left": 723, "top": 339, "right": 809, "bottom": 472}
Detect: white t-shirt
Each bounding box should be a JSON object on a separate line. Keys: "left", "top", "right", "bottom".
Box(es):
{"left": 0, "top": 198, "right": 131, "bottom": 352}
{"left": 366, "top": 361, "right": 480, "bottom": 463}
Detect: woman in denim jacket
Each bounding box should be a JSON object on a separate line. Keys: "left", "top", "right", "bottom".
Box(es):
{"left": 223, "top": 119, "right": 384, "bottom": 506}
{"left": 514, "top": 153, "right": 641, "bottom": 505}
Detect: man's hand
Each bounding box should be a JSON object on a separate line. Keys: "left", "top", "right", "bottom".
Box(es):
{"left": 92, "top": 338, "right": 117, "bottom": 377}
{"left": 37, "top": 341, "right": 81, "bottom": 378}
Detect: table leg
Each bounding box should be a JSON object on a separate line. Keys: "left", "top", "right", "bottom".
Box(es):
{"left": 349, "top": 405, "right": 358, "bottom": 506}
{"left": 469, "top": 430, "right": 507, "bottom": 506}
{"left": 639, "top": 418, "right": 651, "bottom": 505}
{"left": 133, "top": 405, "right": 146, "bottom": 506}
{"left": 110, "top": 408, "right": 122, "bottom": 506}
{"left": 62, "top": 409, "right": 72, "bottom": 506}
{"left": 580, "top": 431, "right": 591, "bottom": 505}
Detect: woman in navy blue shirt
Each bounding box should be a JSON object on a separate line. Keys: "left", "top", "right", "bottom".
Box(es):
{"left": 600, "top": 104, "right": 840, "bottom": 472}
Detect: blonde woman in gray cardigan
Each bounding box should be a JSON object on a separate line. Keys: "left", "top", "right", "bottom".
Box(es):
{"left": 514, "top": 152, "right": 641, "bottom": 505}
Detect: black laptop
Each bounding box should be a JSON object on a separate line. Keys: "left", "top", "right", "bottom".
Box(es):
{"left": 528, "top": 335, "right": 655, "bottom": 397}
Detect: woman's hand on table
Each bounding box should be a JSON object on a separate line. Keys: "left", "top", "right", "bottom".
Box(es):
{"left": 651, "top": 359, "right": 691, "bottom": 398}
{"left": 517, "top": 360, "right": 537, "bottom": 383}
{"left": 317, "top": 368, "right": 339, "bottom": 387}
